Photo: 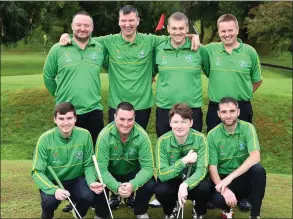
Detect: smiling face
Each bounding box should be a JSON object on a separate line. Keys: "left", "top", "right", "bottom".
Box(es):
{"left": 217, "top": 102, "right": 240, "bottom": 127}
{"left": 114, "top": 109, "right": 135, "bottom": 137}
{"left": 167, "top": 19, "right": 188, "bottom": 47}
{"left": 118, "top": 12, "right": 139, "bottom": 39}
{"left": 218, "top": 20, "right": 239, "bottom": 47}
{"left": 71, "top": 14, "right": 93, "bottom": 42}
{"left": 54, "top": 111, "right": 76, "bottom": 137}
{"left": 170, "top": 113, "right": 193, "bottom": 138}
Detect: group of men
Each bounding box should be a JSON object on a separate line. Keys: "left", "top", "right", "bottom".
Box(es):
{"left": 31, "top": 5, "right": 266, "bottom": 219}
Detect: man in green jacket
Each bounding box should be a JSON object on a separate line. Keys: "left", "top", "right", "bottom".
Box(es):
{"left": 154, "top": 12, "right": 209, "bottom": 137}
{"left": 31, "top": 102, "right": 104, "bottom": 219}
{"left": 94, "top": 102, "right": 155, "bottom": 219}
{"left": 208, "top": 97, "right": 266, "bottom": 219}
{"left": 154, "top": 103, "right": 211, "bottom": 219}
{"left": 43, "top": 11, "right": 106, "bottom": 148}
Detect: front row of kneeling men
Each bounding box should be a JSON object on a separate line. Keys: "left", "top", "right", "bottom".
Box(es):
{"left": 32, "top": 97, "right": 266, "bottom": 219}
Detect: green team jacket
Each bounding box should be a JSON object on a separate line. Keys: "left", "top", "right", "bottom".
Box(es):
{"left": 156, "top": 129, "right": 208, "bottom": 189}
{"left": 95, "top": 122, "right": 154, "bottom": 193}
{"left": 43, "top": 38, "right": 106, "bottom": 115}
{"left": 31, "top": 127, "right": 97, "bottom": 195}
{"left": 93, "top": 33, "right": 168, "bottom": 110}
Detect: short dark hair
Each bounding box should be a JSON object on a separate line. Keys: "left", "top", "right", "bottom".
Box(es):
{"left": 217, "top": 14, "right": 238, "bottom": 27}
{"left": 54, "top": 102, "right": 76, "bottom": 117}
{"left": 72, "top": 11, "right": 93, "bottom": 24}
{"left": 119, "top": 5, "right": 139, "bottom": 17}
{"left": 116, "top": 102, "right": 135, "bottom": 113}
{"left": 168, "top": 12, "right": 189, "bottom": 26}
{"left": 218, "top": 97, "right": 239, "bottom": 109}
{"left": 169, "top": 103, "right": 192, "bottom": 121}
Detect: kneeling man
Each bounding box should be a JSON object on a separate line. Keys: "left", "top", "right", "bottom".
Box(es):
{"left": 95, "top": 102, "right": 155, "bottom": 219}
{"left": 31, "top": 102, "right": 104, "bottom": 219}
{"left": 154, "top": 103, "right": 211, "bottom": 219}
{"left": 208, "top": 97, "right": 266, "bottom": 219}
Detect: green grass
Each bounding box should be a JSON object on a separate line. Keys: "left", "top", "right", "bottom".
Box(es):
{"left": 1, "top": 160, "right": 292, "bottom": 218}
{"left": 259, "top": 52, "right": 292, "bottom": 68}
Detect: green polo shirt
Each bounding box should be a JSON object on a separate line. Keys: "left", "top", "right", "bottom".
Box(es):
{"left": 156, "top": 129, "right": 208, "bottom": 189}
{"left": 43, "top": 38, "right": 106, "bottom": 114}
{"left": 93, "top": 33, "right": 168, "bottom": 110}
{"left": 95, "top": 122, "right": 154, "bottom": 193}
{"left": 154, "top": 38, "right": 210, "bottom": 109}
{"left": 31, "top": 127, "right": 97, "bottom": 195}
{"left": 205, "top": 39, "right": 263, "bottom": 102}
{"left": 208, "top": 120, "right": 260, "bottom": 175}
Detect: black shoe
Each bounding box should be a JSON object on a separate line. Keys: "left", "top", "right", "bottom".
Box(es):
{"left": 109, "top": 194, "right": 121, "bottom": 210}
{"left": 238, "top": 198, "right": 251, "bottom": 212}
{"left": 62, "top": 203, "right": 73, "bottom": 213}
{"left": 124, "top": 194, "right": 135, "bottom": 208}
{"left": 206, "top": 200, "right": 216, "bottom": 209}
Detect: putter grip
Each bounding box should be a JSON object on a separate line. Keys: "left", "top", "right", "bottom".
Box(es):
{"left": 92, "top": 155, "right": 104, "bottom": 184}
{"left": 48, "top": 166, "right": 65, "bottom": 190}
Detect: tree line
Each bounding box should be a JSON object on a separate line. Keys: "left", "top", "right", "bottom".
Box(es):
{"left": 0, "top": 1, "right": 292, "bottom": 52}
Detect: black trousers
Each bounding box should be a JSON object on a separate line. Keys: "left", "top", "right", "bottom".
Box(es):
{"left": 76, "top": 109, "right": 104, "bottom": 147}
{"left": 154, "top": 178, "right": 212, "bottom": 216}
{"left": 108, "top": 107, "right": 151, "bottom": 130}
{"left": 210, "top": 163, "right": 266, "bottom": 217}
{"left": 156, "top": 107, "right": 203, "bottom": 138}
{"left": 206, "top": 101, "right": 253, "bottom": 133}
{"left": 40, "top": 177, "right": 95, "bottom": 219}
{"left": 95, "top": 172, "right": 156, "bottom": 218}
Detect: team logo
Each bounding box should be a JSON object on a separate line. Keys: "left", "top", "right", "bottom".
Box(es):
{"left": 116, "top": 50, "right": 122, "bottom": 59}
{"left": 185, "top": 55, "right": 192, "bottom": 62}
{"left": 138, "top": 50, "right": 146, "bottom": 58}
{"left": 215, "top": 57, "right": 221, "bottom": 66}
{"left": 75, "top": 150, "right": 83, "bottom": 159}
{"left": 239, "top": 143, "right": 246, "bottom": 150}
{"left": 128, "top": 148, "right": 137, "bottom": 156}
{"left": 220, "top": 145, "right": 226, "bottom": 156}
{"left": 239, "top": 60, "right": 248, "bottom": 67}
{"left": 162, "top": 55, "right": 167, "bottom": 65}
{"left": 52, "top": 152, "right": 60, "bottom": 165}
{"left": 89, "top": 52, "right": 97, "bottom": 60}
{"left": 64, "top": 52, "right": 72, "bottom": 62}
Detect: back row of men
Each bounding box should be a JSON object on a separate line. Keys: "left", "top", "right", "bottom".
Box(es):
{"left": 32, "top": 100, "right": 266, "bottom": 219}
{"left": 34, "top": 4, "right": 265, "bottom": 219}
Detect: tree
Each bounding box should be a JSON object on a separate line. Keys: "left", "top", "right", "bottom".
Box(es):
{"left": 245, "top": 2, "right": 292, "bottom": 52}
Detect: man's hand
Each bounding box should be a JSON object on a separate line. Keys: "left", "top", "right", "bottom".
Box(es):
{"left": 54, "top": 188, "right": 70, "bottom": 201}
{"left": 90, "top": 182, "right": 105, "bottom": 194}
{"left": 221, "top": 188, "right": 237, "bottom": 207}
{"left": 191, "top": 34, "right": 200, "bottom": 51}
{"left": 181, "top": 150, "right": 197, "bottom": 165}
{"left": 178, "top": 182, "right": 188, "bottom": 207}
{"left": 59, "top": 33, "right": 71, "bottom": 45}
{"left": 118, "top": 182, "right": 133, "bottom": 198}
{"left": 215, "top": 176, "right": 233, "bottom": 194}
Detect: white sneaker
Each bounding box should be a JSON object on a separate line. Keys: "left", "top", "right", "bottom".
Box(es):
{"left": 136, "top": 213, "right": 149, "bottom": 219}
{"left": 221, "top": 208, "right": 234, "bottom": 219}
{"left": 94, "top": 216, "right": 105, "bottom": 219}
{"left": 149, "top": 198, "right": 162, "bottom": 207}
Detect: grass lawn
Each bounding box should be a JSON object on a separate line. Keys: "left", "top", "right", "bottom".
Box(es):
{"left": 1, "top": 52, "right": 292, "bottom": 218}
{"left": 1, "top": 160, "right": 292, "bottom": 218}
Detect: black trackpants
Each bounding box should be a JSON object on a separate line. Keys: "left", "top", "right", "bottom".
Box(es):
{"left": 95, "top": 172, "right": 156, "bottom": 218}
{"left": 210, "top": 163, "right": 266, "bottom": 217}
{"left": 206, "top": 101, "right": 253, "bottom": 133}
{"left": 156, "top": 107, "right": 203, "bottom": 138}
{"left": 154, "top": 178, "right": 212, "bottom": 216}
{"left": 40, "top": 177, "right": 95, "bottom": 219}
{"left": 76, "top": 109, "right": 104, "bottom": 147}
{"left": 108, "top": 107, "right": 151, "bottom": 130}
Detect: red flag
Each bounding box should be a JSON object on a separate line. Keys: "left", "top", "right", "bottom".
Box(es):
{"left": 155, "top": 14, "right": 165, "bottom": 32}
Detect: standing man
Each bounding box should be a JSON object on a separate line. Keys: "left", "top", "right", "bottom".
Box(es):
{"left": 154, "top": 103, "right": 210, "bottom": 219}
{"left": 31, "top": 102, "right": 104, "bottom": 219}
{"left": 208, "top": 97, "right": 266, "bottom": 219}
{"left": 154, "top": 12, "right": 209, "bottom": 137}
{"left": 205, "top": 14, "right": 263, "bottom": 133}
{"left": 44, "top": 11, "right": 106, "bottom": 147}
{"left": 94, "top": 102, "right": 156, "bottom": 219}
